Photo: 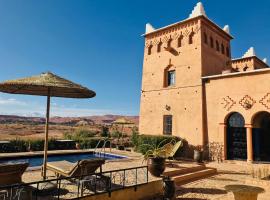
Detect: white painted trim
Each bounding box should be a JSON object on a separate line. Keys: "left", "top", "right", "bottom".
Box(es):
{"left": 202, "top": 68, "right": 270, "bottom": 80}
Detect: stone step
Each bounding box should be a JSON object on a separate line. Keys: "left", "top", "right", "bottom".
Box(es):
{"left": 163, "top": 164, "right": 206, "bottom": 177}
{"left": 172, "top": 168, "right": 217, "bottom": 185}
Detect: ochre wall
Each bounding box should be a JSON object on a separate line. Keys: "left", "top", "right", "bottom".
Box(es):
{"left": 80, "top": 180, "right": 163, "bottom": 200}
{"left": 139, "top": 18, "right": 204, "bottom": 145}
{"left": 139, "top": 17, "right": 232, "bottom": 146}
{"left": 204, "top": 70, "right": 270, "bottom": 146}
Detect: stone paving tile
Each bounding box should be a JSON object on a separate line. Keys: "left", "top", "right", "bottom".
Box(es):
{"left": 176, "top": 162, "right": 270, "bottom": 200}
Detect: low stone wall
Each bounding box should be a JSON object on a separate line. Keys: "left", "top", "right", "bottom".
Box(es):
{"left": 80, "top": 180, "right": 163, "bottom": 200}
{"left": 245, "top": 179, "right": 270, "bottom": 189}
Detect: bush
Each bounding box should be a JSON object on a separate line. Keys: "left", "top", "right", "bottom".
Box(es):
{"left": 111, "top": 131, "right": 122, "bottom": 139}
{"left": 100, "top": 126, "right": 109, "bottom": 137}
{"left": 76, "top": 138, "right": 110, "bottom": 149}
{"left": 133, "top": 134, "right": 181, "bottom": 155}
{"left": 0, "top": 138, "right": 77, "bottom": 153}
{"left": 64, "top": 128, "right": 96, "bottom": 140}
{"left": 131, "top": 130, "right": 139, "bottom": 147}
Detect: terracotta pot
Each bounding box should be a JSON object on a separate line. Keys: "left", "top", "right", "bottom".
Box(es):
{"left": 76, "top": 143, "right": 80, "bottom": 150}
{"left": 162, "top": 176, "right": 175, "bottom": 199}
{"left": 194, "top": 150, "right": 203, "bottom": 163}
{"left": 147, "top": 157, "right": 166, "bottom": 177}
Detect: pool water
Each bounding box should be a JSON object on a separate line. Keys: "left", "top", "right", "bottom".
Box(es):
{"left": 0, "top": 152, "right": 126, "bottom": 167}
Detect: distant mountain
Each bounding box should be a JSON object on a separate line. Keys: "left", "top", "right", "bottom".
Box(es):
{"left": 0, "top": 114, "right": 139, "bottom": 125}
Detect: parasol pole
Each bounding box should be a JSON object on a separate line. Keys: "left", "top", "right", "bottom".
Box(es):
{"left": 42, "top": 87, "right": 51, "bottom": 180}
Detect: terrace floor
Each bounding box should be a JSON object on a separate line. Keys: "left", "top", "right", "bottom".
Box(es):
{"left": 19, "top": 150, "right": 270, "bottom": 200}
{"left": 175, "top": 162, "right": 270, "bottom": 200}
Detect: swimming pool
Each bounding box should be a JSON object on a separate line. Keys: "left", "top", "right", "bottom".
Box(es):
{"left": 0, "top": 152, "right": 126, "bottom": 167}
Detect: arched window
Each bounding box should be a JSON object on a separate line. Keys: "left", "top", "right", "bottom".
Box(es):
{"left": 210, "top": 37, "right": 214, "bottom": 48}
{"left": 157, "top": 42, "right": 162, "bottom": 53}
{"left": 227, "top": 112, "right": 245, "bottom": 128}
{"left": 189, "top": 32, "right": 195, "bottom": 44}
{"left": 226, "top": 47, "right": 230, "bottom": 57}
{"left": 204, "top": 32, "right": 208, "bottom": 44}
{"left": 178, "top": 35, "right": 183, "bottom": 47}
{"left": 167, "top": 39, "right": 172, "bottom": 48}
{"left": 221, "top": 44, "right": 225, "bottom": 54}
{"left": 148, "top": 45, "right": 153, "bottom": 55}
{"left": 216, "top": 40, "right": 220, "bottom": 51}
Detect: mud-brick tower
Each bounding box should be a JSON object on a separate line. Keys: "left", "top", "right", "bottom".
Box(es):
{"left": 139, "top": 2, "right": 233, "bottom": 145}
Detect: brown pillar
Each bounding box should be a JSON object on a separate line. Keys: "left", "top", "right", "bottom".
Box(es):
{"left": 219, "top": 123, "right": 227, "bottom": 160}
{"left": 246, "top": 124, "right": 253, "bottom": 162}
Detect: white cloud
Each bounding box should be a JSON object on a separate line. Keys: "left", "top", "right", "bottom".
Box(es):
{"left": 0, "top": 97, "right": 27, "bottom": 106}
{"left": 0, "top": 97, "right": 130, "bottom": 117}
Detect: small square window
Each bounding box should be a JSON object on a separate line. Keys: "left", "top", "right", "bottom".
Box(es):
{"left": 167, "top": 70, "right": 175, "bottom": 86}
{"left": 163, "top": 115, "right": 172, "bottom": 135}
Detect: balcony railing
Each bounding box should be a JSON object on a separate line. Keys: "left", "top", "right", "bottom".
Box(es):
{"left": 0, "top": 166, "right": 148, "bottom": 200}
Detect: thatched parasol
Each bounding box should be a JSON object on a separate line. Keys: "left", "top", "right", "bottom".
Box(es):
{"left": 0, "top": 72, "right": 95, "bottom": 179}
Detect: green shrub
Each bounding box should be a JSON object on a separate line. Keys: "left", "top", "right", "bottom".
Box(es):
{"left": 64, "top": 128, "right": 96, "bottom": 140}
{"left": 100, "top": 126, "right": 109, "bottom": 137}
{"left": 111, "top": 131, "right": 122, "bottom": 139}
{"left": 131, "top": 130, "right": 139, "bottom": 147}
{"left": 76, "top": 138, "right": 110, "bottom": 149}
{"left": 30, "top": 139, "right": 44, "bottom": 151}
{"left": 134, "top": 134, "right": 181, "bottom": 155}
{"left": 0, "top": 138, "right": 77, "bottom": 153}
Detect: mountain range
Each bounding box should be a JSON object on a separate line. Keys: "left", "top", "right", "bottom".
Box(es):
{"left": 0, "top": 114, "right": 139, "bottom": 125}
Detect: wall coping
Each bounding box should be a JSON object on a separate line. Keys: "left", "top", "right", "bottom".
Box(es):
{"left": 202, "top": 67, "right": 270, "bottom": 80}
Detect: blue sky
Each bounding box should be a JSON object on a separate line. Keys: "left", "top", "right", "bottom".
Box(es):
{"left": 0, "top": 0, "right": 269, "bottom": 117}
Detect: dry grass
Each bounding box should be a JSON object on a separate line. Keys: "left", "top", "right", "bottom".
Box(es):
{"left": 0, "top": 123, "right": 136, "bottom": 141}
{"left": 0, "top": 124, "right": 99, "bottom": 140}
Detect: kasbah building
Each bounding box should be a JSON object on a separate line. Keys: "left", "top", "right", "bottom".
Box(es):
{"left": 139, "top": 2, "right": 270, "bottom": 163}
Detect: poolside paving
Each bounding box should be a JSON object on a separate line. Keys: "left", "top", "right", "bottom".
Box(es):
{"left": 18, "top": 150, "right": 270, "bottom": 200}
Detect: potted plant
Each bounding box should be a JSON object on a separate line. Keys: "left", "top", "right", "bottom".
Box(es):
{"left": 194, "top": 145, "right": 203, "bottom": 163}
{"left": 143, "top": 140, "right": 174, "bottom": 177}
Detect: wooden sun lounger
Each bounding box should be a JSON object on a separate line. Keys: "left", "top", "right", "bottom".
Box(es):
{"left": 0, "top": 162, "right": 29, "bottom": 186}
{"left": 47, "top": 158, "right": 108, "bottom": 195}
{"left": 46, "top": 158, "right": 105, "bottom": 178}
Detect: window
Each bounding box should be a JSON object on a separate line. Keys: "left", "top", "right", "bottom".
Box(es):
{"left": 148, "top": 45, "right": 153, "bottom": 55}
{"left": 243, "top": 66, "right": 249, "bottom": 71}
{"left": 189, "top": 32, "right": 195, "bottom": 44}
{"left": 216, "top": 40, "right": 220, "bottom": 51}
{"left": 204, "top": 33, "right": 208, "bottom": 44}
{"left": 210, "top": 37, "right": 214, "bottom": 48}
{"left": 157, "top": 42, "right": 162, "bottom": 53}
{"left": 221, "top": 44, "right": 225, "bottom": 54}
{"left": 167, "top": 70, "right": 175, "bottom": 86}
{"left": 178, "top": 35, "right": 183, "bottom": 47}
{"left": 226, "top": 47, "right": 230, "bottom": 57}
{"left": 163, "top": 115, "right": 172, "bottom": 135}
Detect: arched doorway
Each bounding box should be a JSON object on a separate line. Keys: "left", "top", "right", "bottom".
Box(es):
{"left": 252, "top": 111, "right": 270, "bottom": 162}
{"left": 227, "top": 112, "right": 247, "bottom": 160}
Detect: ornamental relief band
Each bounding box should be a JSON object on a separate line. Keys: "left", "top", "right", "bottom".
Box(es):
{"left": 221, "top": 93, "right": 270, "bottom": 110}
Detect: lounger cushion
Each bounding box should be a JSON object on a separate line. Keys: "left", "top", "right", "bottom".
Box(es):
{"left": 47, "top": 160, "right": 76, "bottom": 175}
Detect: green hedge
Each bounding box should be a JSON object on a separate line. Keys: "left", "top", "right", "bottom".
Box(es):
{"left": 132, "top": 134, "right": 181, "bottom": 155}
{"left": 0, "top": 137, "right": 111, "bottom": 153}
{"left": 0, "top": 139, "right": 76, "bottom": 153}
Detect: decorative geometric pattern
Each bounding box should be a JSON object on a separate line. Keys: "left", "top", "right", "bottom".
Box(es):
{"left": 171, "top": 32, "right": 180, "bottom": 40}
{"left": 145, "top": 41, "right": 152, "bottom": 48}
{"left": 152, "top": 39, "right": 160, "bottom": 46}
{"left": 161, "top": 35, "right": 170, "bottom": 43}
{"left": 194, "top": 25, "right": 201, "bottom": 33}
{"left": 183, "top": 29, "right": 190, "bottom": 37}
{"left": 259, "top": 93, "right": 270, "bottom": 109}
{"left": 221, "top": 96, "right": 236, "bottom": 111}
{"left": 239, "top": 95, "right": 256, "bottom": 110}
